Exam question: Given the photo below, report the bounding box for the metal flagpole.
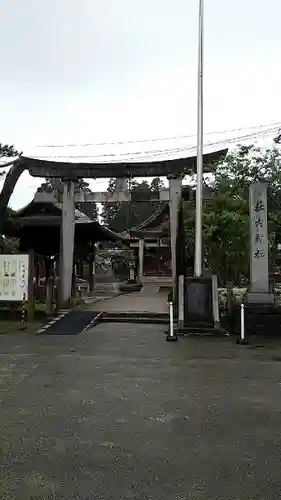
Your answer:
[194,0,204,277]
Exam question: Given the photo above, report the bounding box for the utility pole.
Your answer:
[194,0,204,277]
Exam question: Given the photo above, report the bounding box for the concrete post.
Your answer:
[59,180,75,308]
[138,239,144,283]
[247,182,274,304]
[168,176,182,297]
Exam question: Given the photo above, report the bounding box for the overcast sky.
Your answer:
[0,0,281,208]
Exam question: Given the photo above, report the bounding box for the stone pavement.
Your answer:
[1,325,281,498]
[89,285,168,314]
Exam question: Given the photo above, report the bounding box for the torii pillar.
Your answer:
[59,180,75,308]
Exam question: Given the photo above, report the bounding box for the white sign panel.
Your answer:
[249,183,269,293]
[0,254,29,301]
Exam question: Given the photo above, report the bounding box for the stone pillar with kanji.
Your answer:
[247,182,274,304]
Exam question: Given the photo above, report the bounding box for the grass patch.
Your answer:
[0,320,43,335]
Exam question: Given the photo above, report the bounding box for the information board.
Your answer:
[0,254,29,301]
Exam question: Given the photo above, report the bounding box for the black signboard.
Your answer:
[184,277,213,326]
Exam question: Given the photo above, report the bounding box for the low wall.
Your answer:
[218,288,247,309]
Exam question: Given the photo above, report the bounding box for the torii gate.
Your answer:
[0,148,227,307]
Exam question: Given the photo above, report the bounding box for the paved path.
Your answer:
[89,285,168,313]
[1,326,281,498]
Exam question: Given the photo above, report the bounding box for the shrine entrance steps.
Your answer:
[142,275,172,288]
[100,312,169,325]
[36,286,169,335]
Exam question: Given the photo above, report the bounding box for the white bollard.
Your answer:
[170,301,174,335]
[178,275,184,330]
[240,303,245,341]
[166,299,178,342]
[237,303,248,345]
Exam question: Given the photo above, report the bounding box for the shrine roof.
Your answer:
[119,204,169,240]
[19,145,228,179]
[130,205,169,236]
[16,199,124,243]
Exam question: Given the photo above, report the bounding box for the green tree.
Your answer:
[0,143,20,182]
[150,177,165,192]
[212,145,281,200]
[37,178,92,195]
[102,177,166,232]
[3,207,20,236]
[1,236,19,253]
[37,178,98,220]
[0,207,20,252]
[213,145,281,272]
[0,143,21,239]
[183,145,281,284]
[0,142,20,184]
[0,144,19,157]
[203,197,249,284]
[101,178,121,231]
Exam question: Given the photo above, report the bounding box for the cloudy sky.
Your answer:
[0,0,281,208]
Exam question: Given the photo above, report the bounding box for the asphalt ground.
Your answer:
[0,323,281,499]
